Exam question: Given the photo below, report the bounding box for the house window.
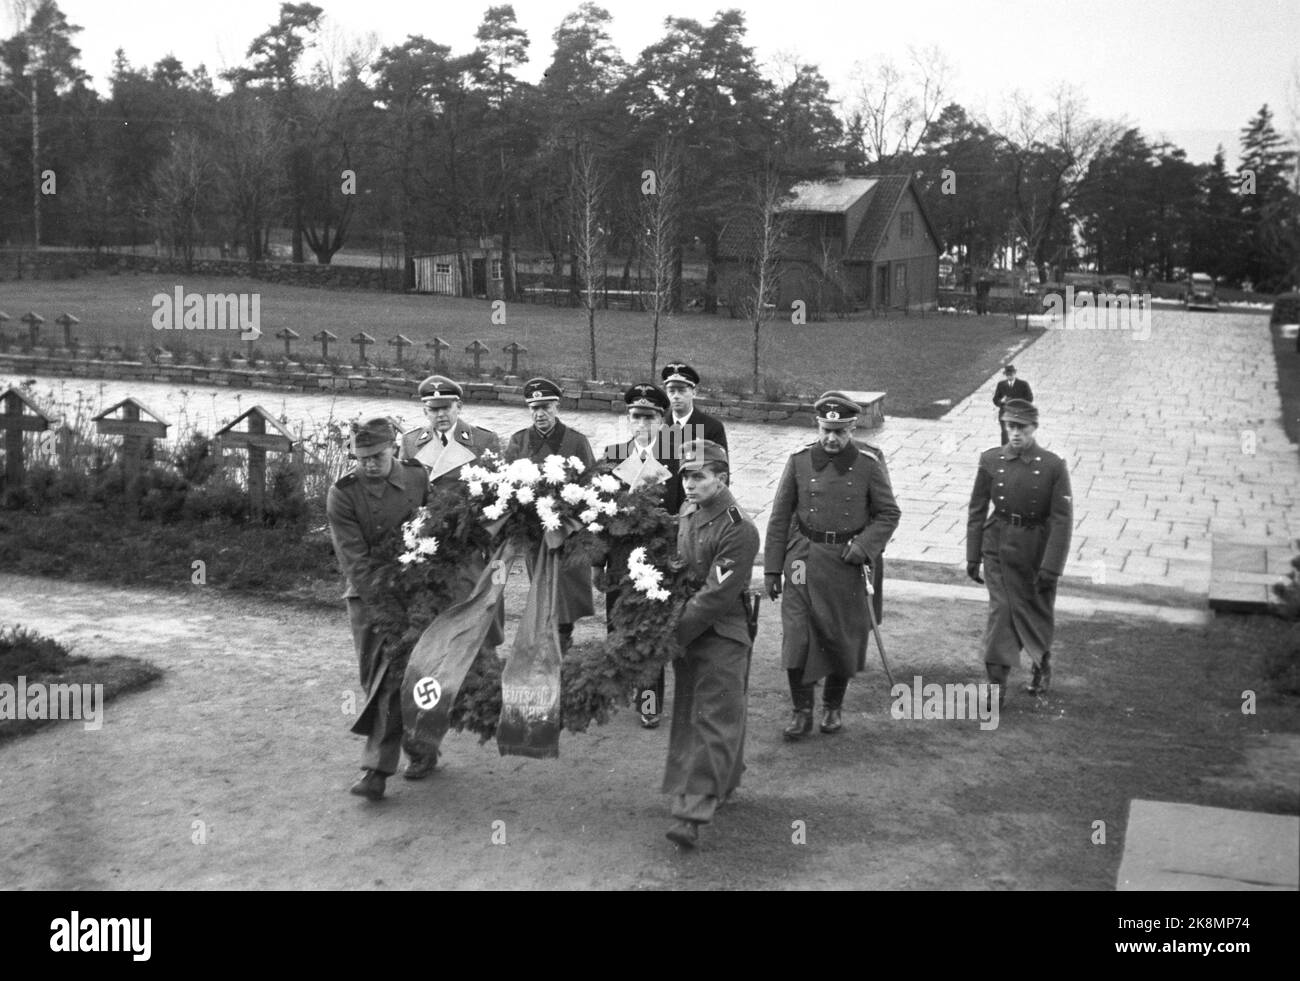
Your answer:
[895,264,907,291]
[899,211,914,239]
[491,258,503,279]
[435,262,451,275]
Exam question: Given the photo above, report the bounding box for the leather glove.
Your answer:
[765,572,782,601]
[840,541,870,565]
[1035,569,1059,592]
[966,562,984,584]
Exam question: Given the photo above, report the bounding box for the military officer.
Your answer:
[663,439,759,849]
[599,383,677,728]
[764,393,902,739]
[326,417,431,801]
[660,362,728,515]
[504,377,597,651]
[400,374,500,487]
[966,398,1072,700]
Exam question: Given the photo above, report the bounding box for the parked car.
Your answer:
[1102,274,1134,295]
[1184,272,1219,311]
[1062,271,1102,295]
[1270,292,1300,350]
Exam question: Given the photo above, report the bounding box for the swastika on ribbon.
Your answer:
[413,677,443,710]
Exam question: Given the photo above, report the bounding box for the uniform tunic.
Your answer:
[326,459,429,773]
[400,418,500,489]
[504,420,597,623]
[661,407,727,515]
[763,441,902,684]
[662,486,759,823]
[966,442,1072,666]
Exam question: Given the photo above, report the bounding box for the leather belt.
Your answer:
[994,510,1046,528]
[797,518,864,545]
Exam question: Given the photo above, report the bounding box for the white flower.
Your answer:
[560,483,586,505]
[586,522,603,533]
[595,474,620,494]
[514,485,535,504]
[579,507,598,524]
[650,587,671,602]
[506,458,541,486]
[542,455,567,484]
[566,455,586,474]
[498,484,515,503]
[582,486,603,507]
[417,536,439,556]
[461,465,490,484]
[535,496,562,532]
[599,500,619,516]
[467,481,483,498]
[483,501,507,521]
[398,552,420,565]
[628,546,647,565]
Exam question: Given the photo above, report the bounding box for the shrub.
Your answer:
[172,434,220,487]
[0,624,74,680]
[182,474,248,524]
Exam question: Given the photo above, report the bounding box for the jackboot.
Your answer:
[1038,651,1052,693]
[783,709,814,740]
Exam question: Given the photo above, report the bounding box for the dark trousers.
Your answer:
[999,418,1009,445]
[787,669,848,711]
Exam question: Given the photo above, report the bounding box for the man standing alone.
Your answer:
[992,364,1033,445]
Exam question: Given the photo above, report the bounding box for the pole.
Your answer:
[864,570,894,687]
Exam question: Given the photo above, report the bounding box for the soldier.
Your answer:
[326,417,431,801]
[600,383,677,728]
[991,364,1033,446]
[764,393,902,739]
[400,374,500,487]
[659,362,728,516]
[504,377,597,652]
[663,439,759,849]
[966,398,1072,701]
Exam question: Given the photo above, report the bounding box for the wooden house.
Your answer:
[413,241,514,300]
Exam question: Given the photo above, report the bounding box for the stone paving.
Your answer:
[6,305,1298,594]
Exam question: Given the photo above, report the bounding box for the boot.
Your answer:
[985,664,1010,711]
[1038,652,1052,693]
[820,708,843,734]
[783,709,814,740]
[1024,661,1043,694]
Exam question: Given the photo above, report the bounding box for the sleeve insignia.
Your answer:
[727,505,742,525]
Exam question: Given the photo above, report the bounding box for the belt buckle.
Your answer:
[1009,513,1024,527]
[827,531,841,544]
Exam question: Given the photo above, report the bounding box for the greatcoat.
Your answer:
[504,420,597,623]
[326,459,429,746]
[763,441,902,684]
[400,418,501,490]
[662,486,759,824]
[966,441,1072,666]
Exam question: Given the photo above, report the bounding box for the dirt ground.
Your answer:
[0,572,1296,891]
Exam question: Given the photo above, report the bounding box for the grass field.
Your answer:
[0,270,1040,416]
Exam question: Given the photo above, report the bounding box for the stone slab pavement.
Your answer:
[7,305,1298,594]
[1116,799,1299,890]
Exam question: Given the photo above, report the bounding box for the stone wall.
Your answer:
[0,350,885,429]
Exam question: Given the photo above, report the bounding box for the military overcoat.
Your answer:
[763,440,902,684]
[966,441,1073,666]
[400,418,500,489]
[662,486,759,808]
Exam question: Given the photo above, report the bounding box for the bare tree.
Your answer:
[638,139,680,375]
[848,44,952,166]
[569,140,608,380]
[730,165,790,394]
[212,96,289,262]
[151,134,219,268]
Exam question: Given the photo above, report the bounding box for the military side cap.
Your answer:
[624,383,670,415]
[661,362,700,388]
[680,438,729,471]
[523,377,562,404]
[1000,398,1038,425]
[814,391,861,429]
[418,374,463,406]
[351,417,398,457]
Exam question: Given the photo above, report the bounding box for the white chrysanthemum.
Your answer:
[514,485,535,504]
[578,507,597,524]
[628,546,647,565]
[650,587,671,602]
[599,500,619,516]
[560,483,586,505]
[483,501,507,521]
[467,481,484,498]
[498,484,515,503]
[582,486,603,507]
[586,522,603,533]
[537,506,562,532]
[461,465,489,483]
[566,455,586,474]
[542,455,567,484]
[398,552,419,565]
[417,536,439,556]
[506,458,542,486]
[595,474,620,494]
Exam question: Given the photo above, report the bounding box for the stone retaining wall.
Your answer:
[0,351,885,429]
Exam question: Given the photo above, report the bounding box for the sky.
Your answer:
[17,0,1300,164]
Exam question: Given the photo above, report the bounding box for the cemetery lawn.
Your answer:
[2,271,1041,417]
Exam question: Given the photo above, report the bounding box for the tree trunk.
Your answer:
[588,304,597,381]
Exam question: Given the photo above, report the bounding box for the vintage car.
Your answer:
[1184,273,1219,311]
[1102,274,1135,295]
[1062,271,1103,296]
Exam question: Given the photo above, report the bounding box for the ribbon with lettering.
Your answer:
[495,538,563,758]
